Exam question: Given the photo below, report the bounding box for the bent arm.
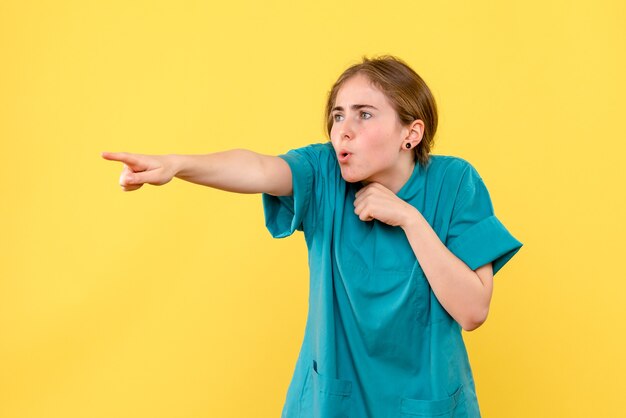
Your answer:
[400,207,494,331]
[172,149,292,196]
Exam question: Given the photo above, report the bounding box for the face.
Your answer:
[330,73,415,187]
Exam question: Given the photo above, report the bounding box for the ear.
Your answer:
[403,119,425,149]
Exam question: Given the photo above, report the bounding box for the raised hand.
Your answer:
[101,152,177,192]
[353,182,419,227]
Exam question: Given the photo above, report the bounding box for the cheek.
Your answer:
[367,129,394,153]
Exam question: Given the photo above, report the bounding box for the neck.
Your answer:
[362,158,416,194]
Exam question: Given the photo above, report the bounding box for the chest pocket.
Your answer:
[332,261,433,362]
[340,267,454,333]
[336,212,455,338]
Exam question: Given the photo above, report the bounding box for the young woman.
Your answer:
[102,55,523,418]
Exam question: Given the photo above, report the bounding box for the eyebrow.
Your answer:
[331,104,379,113]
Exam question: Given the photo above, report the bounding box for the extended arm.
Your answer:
[101,149,293,196]
[171,150,292,196]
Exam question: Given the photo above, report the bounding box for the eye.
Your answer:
[333,113,344,122]
[361,111,372,119]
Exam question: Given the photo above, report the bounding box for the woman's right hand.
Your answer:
[101,151,178,192]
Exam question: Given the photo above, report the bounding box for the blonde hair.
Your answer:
[325,55,438,167]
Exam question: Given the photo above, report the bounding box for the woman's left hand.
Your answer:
[353,182,419,228]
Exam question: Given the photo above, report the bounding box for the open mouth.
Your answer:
[338,152,351,163]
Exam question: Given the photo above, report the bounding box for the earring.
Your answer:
[405,143,411,149]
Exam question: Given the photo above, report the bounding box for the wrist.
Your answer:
[168,154,184,178]
[400,205,421,231]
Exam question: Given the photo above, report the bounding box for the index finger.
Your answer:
[101,152,141,166]
[355,182,373,197]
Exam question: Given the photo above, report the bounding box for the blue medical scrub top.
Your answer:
[262,142,523,418]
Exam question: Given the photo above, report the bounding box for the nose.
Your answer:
[338,117,354,140]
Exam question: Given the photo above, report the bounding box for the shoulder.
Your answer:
[301,141,336,160]
[427,154,482,183]
[283,141,337,170]
[427,155,493,212]
[284,141,333,157]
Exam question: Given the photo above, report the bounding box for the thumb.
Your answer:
[125,166,166,186]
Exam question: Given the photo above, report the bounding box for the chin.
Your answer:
[340,171,365,184]
[342,177,361,184]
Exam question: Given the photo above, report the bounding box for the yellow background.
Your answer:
[1,0,624,417]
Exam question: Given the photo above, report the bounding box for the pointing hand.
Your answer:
[101,151,177,192]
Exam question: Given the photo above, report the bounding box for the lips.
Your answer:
[338,149,352,163]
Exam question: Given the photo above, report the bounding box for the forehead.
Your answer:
[334,74,392,109]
